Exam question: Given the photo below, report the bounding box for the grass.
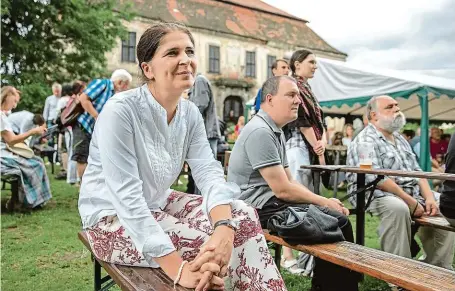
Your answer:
[1,168,452,291]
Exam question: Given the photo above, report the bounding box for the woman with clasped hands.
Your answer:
[78,23,287,291]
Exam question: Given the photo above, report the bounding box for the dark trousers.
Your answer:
[257,197,360,291]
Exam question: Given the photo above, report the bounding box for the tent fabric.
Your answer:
[309,58,455,121]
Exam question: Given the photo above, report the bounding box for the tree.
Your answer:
[1,0,133,112]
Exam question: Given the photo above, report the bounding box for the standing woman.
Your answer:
[78,23,286,291]
[1,86,51,211]
[286,49,328,191]
[56,81,86,185]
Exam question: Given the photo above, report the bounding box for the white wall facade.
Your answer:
[106,18,346,119]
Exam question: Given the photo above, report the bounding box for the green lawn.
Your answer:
[1,168,451,290]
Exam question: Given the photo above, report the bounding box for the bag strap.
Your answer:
[340,175,384,210]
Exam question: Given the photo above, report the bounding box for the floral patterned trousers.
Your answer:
[86,191,287,291]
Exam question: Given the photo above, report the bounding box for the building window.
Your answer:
[245,51,256,78]
[208,45,220,73]
[223,96,243,123]
[122,32,136,63]
[267,55,276,79]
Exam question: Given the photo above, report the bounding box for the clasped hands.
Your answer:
[178,226,234,291]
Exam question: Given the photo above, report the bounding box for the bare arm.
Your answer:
[377,178,418,206]
[322,130,328,145]
[259,165,345,213]
[300,127,319,148]
[418,178,436,201]
[300,127,326,163]
[79,93,99,119]
[1,127,45,146]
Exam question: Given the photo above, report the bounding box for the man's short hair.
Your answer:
[260,75,296,104]
[33,114,45,126]
[111,69,133,83]
[366,96,382,121]
[52,83,62,91]
[402,129,415,139]
[271,59,288,70]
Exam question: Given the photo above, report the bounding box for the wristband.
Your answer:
[173,260,188,287]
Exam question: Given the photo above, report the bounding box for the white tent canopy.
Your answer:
[309,58,455,121]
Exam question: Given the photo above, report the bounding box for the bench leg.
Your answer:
[274,243,282,271]
[313,171,321,195]
[7,180,19,211]
[94,256,102,291]
[93,255,114,291]
[356,173,366,246]
[333,171,339,198]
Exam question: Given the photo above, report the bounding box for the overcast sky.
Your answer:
[263,0,455,78]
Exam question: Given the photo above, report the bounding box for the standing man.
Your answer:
[186,74,221,194]
[254,59,290,112]
[72,69,132,181]
[43,83,62,162]
[43,83,62,128]
[188,74,220,156]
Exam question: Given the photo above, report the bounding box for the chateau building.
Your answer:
[107,0,346,122]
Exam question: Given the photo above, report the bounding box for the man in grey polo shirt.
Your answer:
[228,76,348,219]
[228,76,358,291]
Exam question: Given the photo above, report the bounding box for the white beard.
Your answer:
[378,112,406,133]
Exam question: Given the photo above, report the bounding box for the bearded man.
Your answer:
[346,95,454,271]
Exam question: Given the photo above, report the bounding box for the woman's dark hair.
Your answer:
[289,49,314,74]
[137,22,195,81]
[72,80,86,95]
[61,84,73,97]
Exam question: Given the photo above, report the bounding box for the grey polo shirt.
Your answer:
[227,109,288,208]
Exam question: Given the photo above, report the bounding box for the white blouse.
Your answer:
[1,111,14,158]
[78,84,239,266]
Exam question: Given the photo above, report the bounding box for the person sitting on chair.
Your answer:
[1,86,52,211]
[227,75,359,291]
[78,23,286,291]
[346,95,455,271]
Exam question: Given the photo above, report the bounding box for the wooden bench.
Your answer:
[414,215,455,232]
[302,165,455,245]
[78,232,190,291]
[264,231,455,291]
[1,174,20,211]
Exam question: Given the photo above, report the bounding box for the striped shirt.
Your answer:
[77,79,115,134]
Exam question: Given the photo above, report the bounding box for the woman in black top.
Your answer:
[285,50,328,192]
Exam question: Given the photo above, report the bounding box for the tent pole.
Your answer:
[418,93,431,172]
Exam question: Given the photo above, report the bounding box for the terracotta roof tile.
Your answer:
[219,0,307,22]
[124,0,346,57]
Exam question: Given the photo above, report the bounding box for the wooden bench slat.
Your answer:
[78,232,189,291]
[264,232,455,291]
[300,165,455,181]
[415,215,455,232]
